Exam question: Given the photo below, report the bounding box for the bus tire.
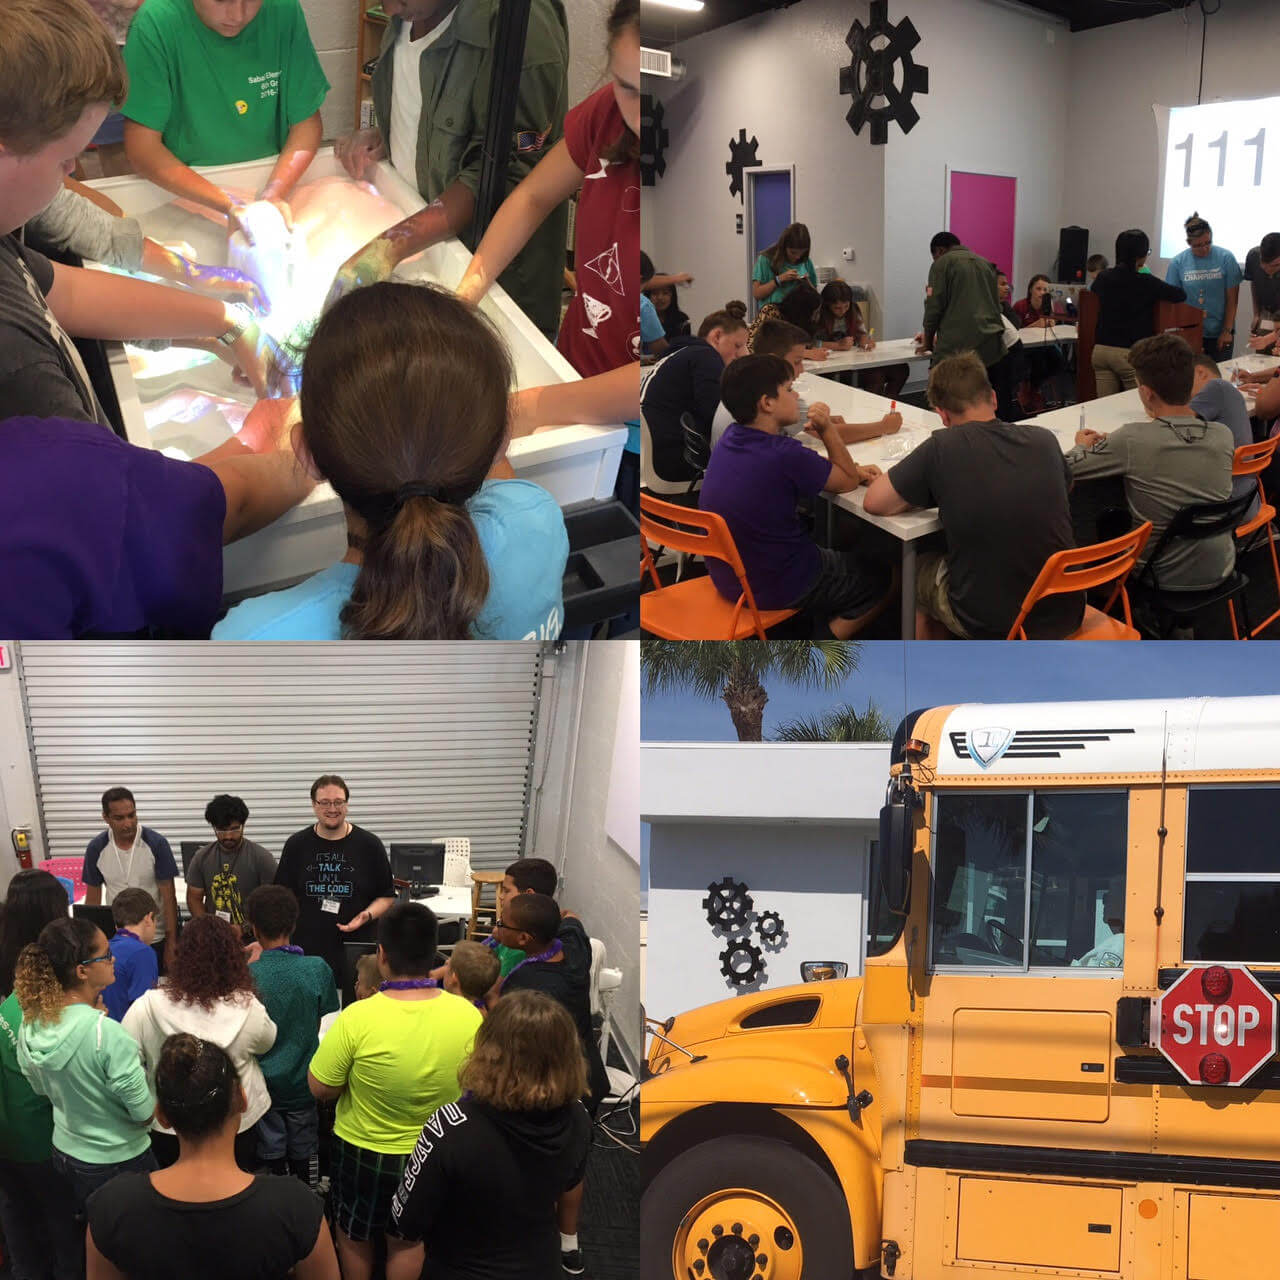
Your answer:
[642,1134,855,1280]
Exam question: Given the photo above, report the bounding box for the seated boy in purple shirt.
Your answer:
[697,354,891,637]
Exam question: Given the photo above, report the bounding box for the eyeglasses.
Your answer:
[314,801,347,810]
[1187,237,1211,248]
[214,825,244,836]
[84,954,114,966]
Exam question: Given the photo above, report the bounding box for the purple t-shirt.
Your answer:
[0,417,225,637]
[698,423,831,608]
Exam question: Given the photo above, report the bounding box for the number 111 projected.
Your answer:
[1159,97,1280,259]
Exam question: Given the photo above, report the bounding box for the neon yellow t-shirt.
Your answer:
[309,991,480,1154]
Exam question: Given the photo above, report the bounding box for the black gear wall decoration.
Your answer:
[839,1,929,146]
[640,94,669,187]
[720,939,765,986]
[702,877,753,930]
[756,910,786,946]
[725,128,761,202]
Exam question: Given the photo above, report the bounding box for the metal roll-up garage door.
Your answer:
[19,643,544,869]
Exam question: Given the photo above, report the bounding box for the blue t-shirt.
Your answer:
[101,932,158,1023]
[697,423,831,609]
[213,479,568,640]
[751,254,818,306]
[640,294,664,346]
[1165,245,1242,337]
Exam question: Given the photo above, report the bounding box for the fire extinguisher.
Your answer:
[12,828,32,870]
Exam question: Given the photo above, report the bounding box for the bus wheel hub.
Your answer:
[677,1192,800,1279]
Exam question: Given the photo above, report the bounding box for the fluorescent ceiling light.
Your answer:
[645,0,705,10]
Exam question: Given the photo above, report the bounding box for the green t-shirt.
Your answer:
[495,940,526,978]
[752,253,817,306]
[309,990,480,1154]
[251,950,339,1110]
[122,0,330,166]
[0,992,53,1162]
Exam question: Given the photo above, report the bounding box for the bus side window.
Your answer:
[1184,787,1280,963]
[931,791,1128,971]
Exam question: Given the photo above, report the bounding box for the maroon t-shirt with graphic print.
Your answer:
[557,85,640,377]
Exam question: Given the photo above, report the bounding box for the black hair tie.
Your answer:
[395,483,439,507]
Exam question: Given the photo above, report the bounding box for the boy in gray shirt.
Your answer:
[1067,334,1235,591]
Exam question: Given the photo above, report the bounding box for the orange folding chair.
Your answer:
[1232,438,1280,637]
[1006,522,1153,640]
[640,492,798,639]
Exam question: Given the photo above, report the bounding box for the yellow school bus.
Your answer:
[641,696,1280,1280]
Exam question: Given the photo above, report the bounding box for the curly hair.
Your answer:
[166,915,256,1011]
[462,991,587,1110]
[14,918,102,1025]
[204,794,249,829]
[246,885,298,942]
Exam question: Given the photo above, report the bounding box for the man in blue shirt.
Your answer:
[1165,214,1242,362]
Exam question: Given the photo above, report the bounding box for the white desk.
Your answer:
[800,369,1133,635]
[1017,324,1078,348]
[410,885,473,925]
[803,337,924,376]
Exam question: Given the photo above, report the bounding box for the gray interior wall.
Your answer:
[1064,0,1276,334]
[640,0,886,332]
[534,643,641,1071]
[646,820,870,1021]
[879,0,1070,337]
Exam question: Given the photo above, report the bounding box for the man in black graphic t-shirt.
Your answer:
[273,773,394,982]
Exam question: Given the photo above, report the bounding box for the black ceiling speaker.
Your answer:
[725,127,761,202]
[840,1,929,145]
[640,94,669,186]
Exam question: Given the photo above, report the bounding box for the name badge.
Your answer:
[216,910,232,923]
[321,898,341,915]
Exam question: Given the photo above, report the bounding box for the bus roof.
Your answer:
[912,695,1280,779]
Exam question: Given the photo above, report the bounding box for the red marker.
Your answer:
[890,401,897,412]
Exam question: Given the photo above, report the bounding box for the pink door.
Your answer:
[949,171,1017,278]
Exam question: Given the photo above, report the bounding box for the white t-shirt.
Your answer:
[98,836,168,941]
[389,11,455,187]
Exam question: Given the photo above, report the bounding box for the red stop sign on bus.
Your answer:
[1154,965,1277,1086]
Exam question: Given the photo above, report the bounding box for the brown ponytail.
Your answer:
[599,0,639,164]
[299,282,511,640]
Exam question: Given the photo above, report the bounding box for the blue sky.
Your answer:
[641,641,1280,742]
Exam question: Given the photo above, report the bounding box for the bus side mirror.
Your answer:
[878,782,915,914]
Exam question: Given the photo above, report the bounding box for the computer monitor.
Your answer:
[341,940,379,1008]
[179,841,205,877]
[72,904,118,936]
[389,842,445,888]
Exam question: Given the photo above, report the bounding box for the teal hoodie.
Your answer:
[17,1002,154,1163]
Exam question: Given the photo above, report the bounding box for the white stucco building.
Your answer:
[642,740,890,1020]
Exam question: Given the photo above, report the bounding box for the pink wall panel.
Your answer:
[949,171,1018,280]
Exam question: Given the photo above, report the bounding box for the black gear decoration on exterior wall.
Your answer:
[720,939,765,986]
[839,1,929,146]
[756,911,786,946]
[726,128,761,202]
[702,877,753,930]
[640,94,669,187]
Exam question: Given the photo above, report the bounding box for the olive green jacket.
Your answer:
[922,245,1006,368]
[372,0,569,334]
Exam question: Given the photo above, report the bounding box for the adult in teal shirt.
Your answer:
[122,0,329,241]
[751,222,818,307]
[1165,213,1242,362]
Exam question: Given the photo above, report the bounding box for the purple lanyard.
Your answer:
[114,929,140,942]
[267,945,305,955]
[379,978,436,992]
[503,938,563,985]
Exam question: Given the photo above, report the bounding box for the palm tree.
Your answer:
[771,700,894,742]
[641,640,862,742]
